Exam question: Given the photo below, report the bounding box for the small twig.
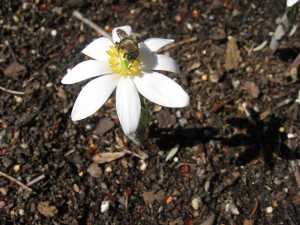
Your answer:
[124,149,147,160]
[5,40,16,61]
[72,10,112,40]
[0,170,33,192]
[290,52,300,68]
[0,85,29,95]
[26,174,45,187]
[249,200,259,218]
[157,36,198,53]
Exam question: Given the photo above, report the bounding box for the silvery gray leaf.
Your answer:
[274,25,285,40]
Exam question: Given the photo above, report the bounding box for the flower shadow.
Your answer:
[138,43,159,71]
[151,112,300,168]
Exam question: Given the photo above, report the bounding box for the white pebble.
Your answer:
[139,160,147,171]
[287,133,296,139]
[15,96,23,103]
[19,209,25,216]
[175,110,182,118]
[51,29,57,37]
[186,23,193,30]
[85,124,92,131]
[266,206,273,214]
[173,157,179,162]
[46,82,53,88]
[101,201,110,213]
[105,166,112,173]
[191,196,202,210]
[225,203,240,215]
[178,118,187,127]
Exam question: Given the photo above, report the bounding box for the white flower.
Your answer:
[287,0,299,7]
[62,25,189,135]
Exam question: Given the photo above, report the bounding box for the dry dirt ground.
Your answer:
[1,0,300,224]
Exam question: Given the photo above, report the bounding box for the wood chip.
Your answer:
[87,163,103,178]
[243,219,254,225]
[95,118,115,136]
[93,152,126,164]
[213,171,240,197]
[143,189,165,204]
[244,81,260,98]
[4,61,27,77]
[37,202,58,217]
[200,214,215,225]
[224,36,241,71]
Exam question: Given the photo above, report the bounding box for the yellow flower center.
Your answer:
[106,46,140,76]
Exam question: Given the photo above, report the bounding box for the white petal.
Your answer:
[71,74,119,121]
[134,71,189,108]
[61,60,111,84]
[112,25,132,43]
[287,0,298,7]
[143,38,174,52]
[116,77,141,135]
[82,37,113,62]
[139,44,180,74]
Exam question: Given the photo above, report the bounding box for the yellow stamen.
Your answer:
[106,46,140,76]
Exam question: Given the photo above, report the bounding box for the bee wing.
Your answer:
[112,25,132,43]
[116,29,128,39]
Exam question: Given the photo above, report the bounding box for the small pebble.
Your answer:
[232,79,241,88]
[158,151,164,156]
[139,160,147,171]
[22,2,29,9]
[186,23,193,30]
[192,10,199,17]
[73,184,80,193]
[13,16,19,23]
[101,201,110,213]
[118,197,126,205]
[178,118,187,127]
[287,133,296,139]
[175,111,182,118]
[85,124,93,131]
[273,200,278,207]
[266,206,273,213]
[274,178,281,185]
[191,196,202,210]
[173,157,179,162]
[13,165,20,172]
[15,97,23,103]
[87,163,102,178]
[105,166,112,174]
[104,25,112,31]
[51,29,57,36]
[78,171,84,177]
[46,82,53,88]
[204,180,210,192]
[0,187,8,196]
[193,210,200,217]
[225,203,240,215]
[153,105,162,112]
[19,209,25,216]
[0,201,5,209]
[174,14,181,22]
[201,74,208,81]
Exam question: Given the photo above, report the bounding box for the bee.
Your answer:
[115,28,139,63]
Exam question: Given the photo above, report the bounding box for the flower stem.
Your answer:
[127,95,150,145]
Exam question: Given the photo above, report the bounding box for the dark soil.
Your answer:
[1,1,300,224]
